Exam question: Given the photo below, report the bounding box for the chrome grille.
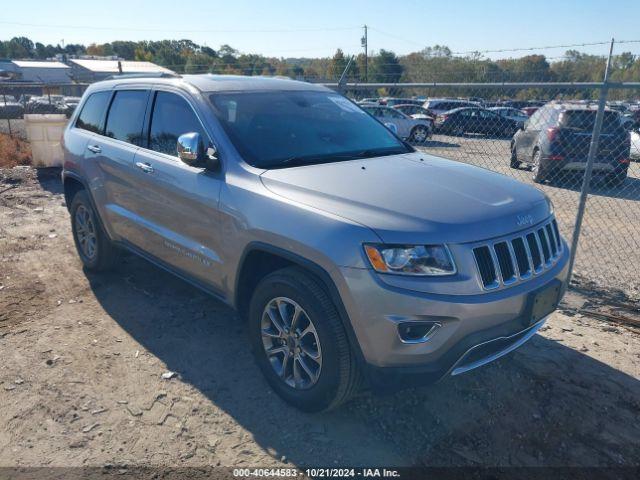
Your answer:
[473,219,563,290]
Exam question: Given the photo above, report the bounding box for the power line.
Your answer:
[0,20,360,34]
[451,41,613,56]
[365,28,617,57]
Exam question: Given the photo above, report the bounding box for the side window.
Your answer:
[75,91,111,134]
[382,109,401,119]
[149,92,207,156]
[104,90,148,146]
[528,108,546,129]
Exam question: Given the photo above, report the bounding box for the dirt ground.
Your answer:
[1,166,639,470]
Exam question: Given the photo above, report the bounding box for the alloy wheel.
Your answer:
[74,205,97,260]
[261,297,322,389]
[412,126,428,143]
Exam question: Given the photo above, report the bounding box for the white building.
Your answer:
[67,59,174,83]
[0,60,72,84]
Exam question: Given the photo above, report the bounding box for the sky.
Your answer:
[1,0,639,60]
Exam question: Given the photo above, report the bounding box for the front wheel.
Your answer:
[248,267,360,412]
[410,125,430,144]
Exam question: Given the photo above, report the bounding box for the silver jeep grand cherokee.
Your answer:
[62,74,568,412]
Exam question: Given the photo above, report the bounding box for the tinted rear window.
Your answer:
[105,90,148,146]
[561,110,622,132]
[76,91,111,134]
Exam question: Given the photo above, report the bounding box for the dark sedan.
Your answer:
[434,107,520,137]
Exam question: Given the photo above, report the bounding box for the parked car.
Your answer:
[630,129,640,161]
[392,104,435,121]
[521,106,540,117]
[0,100,24,119]
[510,104,630,185]
[422,98,480,116]
[488,107,529,129]
[361,104,432,142]
[357,97,380,104]
[381,97,423,107]
[434,107,520,137]
[62,74,568,412]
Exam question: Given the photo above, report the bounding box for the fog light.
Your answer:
[398,322,440,343]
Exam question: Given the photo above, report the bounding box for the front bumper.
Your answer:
[335,246,569,389]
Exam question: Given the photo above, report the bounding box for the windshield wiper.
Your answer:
[270,147,409,169]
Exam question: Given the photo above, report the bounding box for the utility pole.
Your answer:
[361,25,368,82]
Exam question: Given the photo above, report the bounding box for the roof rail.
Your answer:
[104,72,180,81]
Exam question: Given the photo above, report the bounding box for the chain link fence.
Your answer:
[337,81,640,299]
[0,82,89,138]
[1,77,639,300]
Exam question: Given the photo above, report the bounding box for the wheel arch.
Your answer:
[62,172,87,210]
[62,171,113,240]
[234,242,367,367]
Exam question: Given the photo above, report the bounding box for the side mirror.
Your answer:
[177,132,202,166]
[177,132,220,170]
[384,122,398,134]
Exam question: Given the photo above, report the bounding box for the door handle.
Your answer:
[87,145,101,154]
[135,161,154,174]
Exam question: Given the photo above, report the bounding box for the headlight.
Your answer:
[364,244,456,276]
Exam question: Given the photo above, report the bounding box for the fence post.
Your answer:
[566,38,615,285]
[2,89,12,137]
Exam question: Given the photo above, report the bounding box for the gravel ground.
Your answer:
[1,167,639,470]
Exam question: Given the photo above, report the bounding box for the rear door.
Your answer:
[381,108,412,137]
[83,88,150,239]
[127,89,224,288]
[516,107,546,160]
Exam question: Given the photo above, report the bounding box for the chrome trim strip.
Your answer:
[397,322,442,344]
[506,240,520,279]
[519,235,535,279]
[539,227,553,265]
[534,230,548,268]
[450,315,548,376]
[489,243,504,285]
[472,247,500,290]
[472,218,563,291]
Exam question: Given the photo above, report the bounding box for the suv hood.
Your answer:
[260,152,551,244]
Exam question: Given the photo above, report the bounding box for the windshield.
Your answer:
[208,90,411,169]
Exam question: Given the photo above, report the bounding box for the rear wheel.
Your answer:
[70,190,118,271]
[509,144,521,169]
[452,125,465,136]
[410,125,429,144]
[248,267,360,412]
[606,170,627,187]
[532,150,548,184]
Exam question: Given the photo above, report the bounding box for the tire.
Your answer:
[70,190,118,272]
[606,171,627,187]
[452,125,465,136]
[248,267,361,412]
[532,149,548,184]
[409,125,429,144]
[509,144,521,169]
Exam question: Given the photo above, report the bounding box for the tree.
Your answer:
[371,49,403,83]
[328,49,348,80]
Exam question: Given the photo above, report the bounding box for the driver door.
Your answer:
[128,90,225,289]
